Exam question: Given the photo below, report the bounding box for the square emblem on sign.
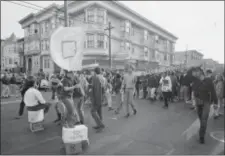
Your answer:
[61,41,77,59]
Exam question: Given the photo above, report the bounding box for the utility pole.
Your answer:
[64,0,69,27]
[59,0,69,74]
[104,22,114,69]
[185,44,188,67]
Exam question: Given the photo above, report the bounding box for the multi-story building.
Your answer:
[173,50,204,67]
[1,33,21,71]
[19,1,177,74]
[202,58,220,71]
[1,39,5,71]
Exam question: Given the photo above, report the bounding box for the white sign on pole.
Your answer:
[50,27,85,71]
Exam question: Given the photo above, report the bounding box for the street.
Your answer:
[1,91,224,155]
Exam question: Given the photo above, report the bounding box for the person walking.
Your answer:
[14,77,29,119]
[192,67,217,144]
[90,67,105,132]
[2,73,10,98]
[123,64,137,118]
[213,74,224,119]
[159,72,172,109]
[59,70,80,127]
[72,73,85,124]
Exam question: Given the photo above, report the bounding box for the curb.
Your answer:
[1,100,21,105]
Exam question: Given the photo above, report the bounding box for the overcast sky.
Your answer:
[1,1,224,63]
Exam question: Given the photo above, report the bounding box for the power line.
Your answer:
[20,1,47,9]
[5,1,40,11]
[5,1,163,52]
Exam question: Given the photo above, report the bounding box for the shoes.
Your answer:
[114,110,119,115]
[94,125,105,133]
[199,137,205,144]
[133,109,137,115]
[124,113,130,118]
[108,107,114,111]
[163,105,168,109]
[14,116,21,119]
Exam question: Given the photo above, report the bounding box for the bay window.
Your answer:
[97,34,104,48]
[87,34,95,48]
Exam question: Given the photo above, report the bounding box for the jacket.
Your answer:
[193,77,217,104]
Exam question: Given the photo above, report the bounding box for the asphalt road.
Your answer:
[1,91,224,155]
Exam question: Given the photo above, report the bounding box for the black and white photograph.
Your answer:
[1,0,224,155]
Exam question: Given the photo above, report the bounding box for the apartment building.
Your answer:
[173,50,204,67]
[19,1,177,73]
[1,33,21,71]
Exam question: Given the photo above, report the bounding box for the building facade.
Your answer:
[1,33,21,71]
[19,1,177,74]
[173,50,204,67]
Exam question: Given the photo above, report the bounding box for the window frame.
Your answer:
[97,9,104,24]
[87,9,95,23]
[43,56,50,69]
[87,34,95,48]
[97,34,104,48]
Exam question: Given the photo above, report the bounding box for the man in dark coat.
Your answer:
[90,67,105,132]
[192,67,217,144]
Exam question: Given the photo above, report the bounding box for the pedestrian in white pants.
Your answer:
[214,74,224,118]
[105,79,113,111]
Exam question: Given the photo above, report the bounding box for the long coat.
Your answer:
[91,75,103,107]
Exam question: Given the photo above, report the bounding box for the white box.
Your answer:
[28,109,44,123]
[62,125,88,144]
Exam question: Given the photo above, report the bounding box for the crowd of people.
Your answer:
[1,64,224,145]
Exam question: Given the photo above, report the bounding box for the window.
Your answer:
[43,57,50,69]
[152,51,156,58]
[87,10,94,22]
[125,21,130,33]
[97,34,104,48]
[120,42,124,49]
[51,17,56,29]
[41,23,45,34]
[144,30,148,40]
[126,42,130,50]
[164,54,167,61]
[87,34,94,48]
[46,40,49,50]
[120,21,125,31]
[9,58,12,64]
[97,9,104,24]
[144,47,148,57]
[41,41,44,50]
[45,21,49,32]
[132,47,135,54]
